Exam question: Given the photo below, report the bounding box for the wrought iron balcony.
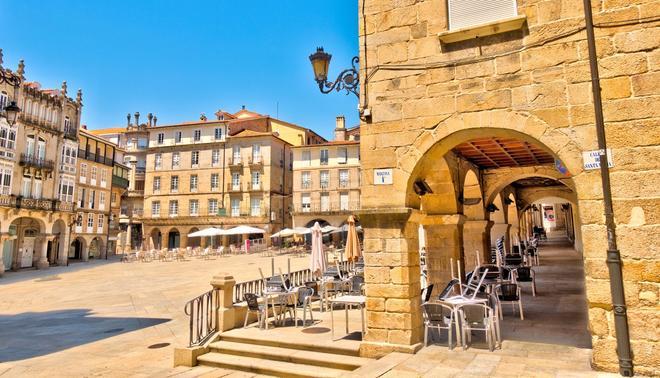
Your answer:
[63,128,78,141]
[227,183,242,192]
[248,155,263,166]
[301,181,312,190]
[247,182,263,191]
[19,114,60,134]
[19,153,55,171]
[228,156,243,167]
[112,174,130,189]
[292,201,361,214]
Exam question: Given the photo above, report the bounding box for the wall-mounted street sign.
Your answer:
[582,149,614,170]
[374,168,393,185]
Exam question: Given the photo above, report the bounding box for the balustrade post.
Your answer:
[210,273,236,332]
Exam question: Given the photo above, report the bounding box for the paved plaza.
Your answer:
[0,253,310,377]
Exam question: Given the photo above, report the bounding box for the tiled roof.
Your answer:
[292,140,359,148]
[88,127,126,135]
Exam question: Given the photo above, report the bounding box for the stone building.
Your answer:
[141,108,324,250]
[69,129,117,260]
[356,1,658,374]
[292,116,361,229]
[0,53,82,275]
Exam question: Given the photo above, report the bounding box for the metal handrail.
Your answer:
[183,288,219,347]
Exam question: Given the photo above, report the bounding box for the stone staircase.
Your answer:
[196,334,374,377]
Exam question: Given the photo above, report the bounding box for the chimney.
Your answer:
[200,113,207,121]
[334,115,346,141]
[82,124,87,130]
[147,113,153,127]
[134,112,140,127]
[153,116,157,127]
[126,113,131,127]
[242,105,246,110]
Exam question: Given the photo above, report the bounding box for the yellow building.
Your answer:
[142,108,324,250]
[292,116,361,228]
[0,53,81,274]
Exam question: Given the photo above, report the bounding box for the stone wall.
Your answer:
[358,0,659,374]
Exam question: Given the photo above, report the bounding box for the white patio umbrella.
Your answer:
[223,225,265,235]
[321,225,340,233]
[270,228,295,238]
[310,222,326,278]
[187,227,225,237]
[292,227,312,235]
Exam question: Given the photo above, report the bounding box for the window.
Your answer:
[0,166,12,195]
[321,193,330,212]
[339,169,349,188]
[98,214,104,231]
[211,173,219,191]
[112,192,117,204]
[189,200,199,216]
[80,163,87,179]
[151,201,161,217]
[338,147,348,164]
[230,198,240,217]
[447,0,518,31]
[214,127,223,140]
[99,192,106,208]
[320,170,329,189]
[154,153,162,169]
[0,91,7,111]
[174,131,182,143]
[157,133,164,144]
[153,176,161,192]
[21,177,31,198]
[193,129,201,142]
[78,188,85,208]
[169,200,178,217]
[208,199,218,215]
[172,152,180,168]
[190,174,198,191]
[301,193,311,212]
[33,179,42,199]
[212,149,220,166]
[100,169,107,185]
[170,175,179,192]
[64,117,71,133]
[340,192,349,211]
[76,213,83,227]
[91,166,97,182]
[320,149,329,165]
[232,145,241,163]
[252,144,261,162]
[61,145,76,165]
[301,171,311,189]
[87,214,94,229]
[231,172,240,190]
[302,150,311,166]
[251,171,260,190]
[89,190,95,209]
[251,197,261,216]
[191,151,199,166]
[0,125,16,151]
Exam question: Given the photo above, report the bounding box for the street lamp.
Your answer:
[308,47,359,97]
[3,101,20,126]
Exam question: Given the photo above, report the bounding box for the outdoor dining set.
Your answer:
[421,237,541,351]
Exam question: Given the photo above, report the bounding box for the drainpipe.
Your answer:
[582,0,633,375]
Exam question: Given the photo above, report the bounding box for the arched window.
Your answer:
[64,116,71,133]
[0,91,8,111]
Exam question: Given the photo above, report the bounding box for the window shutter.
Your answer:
[448,0,517,30]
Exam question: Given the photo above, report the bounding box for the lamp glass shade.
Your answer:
[309,47,331,83]
[4,101,20,127]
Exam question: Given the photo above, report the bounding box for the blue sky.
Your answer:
[0,0,359,139]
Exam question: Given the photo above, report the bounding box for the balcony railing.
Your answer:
[19,114,60,134]
[227,183,242,192]
[293,201,361,214]
[112,175,130,189]
[63,128,78,141]
[19,153,55,171]
[0,195,17,207]
[301,181,312,190]
[320,181,329,190]
[338,180,350,188]
[247,182,262,191]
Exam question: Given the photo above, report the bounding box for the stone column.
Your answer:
[359,208,422,358]
[161,232,169,250]
[125,225,132,251]
[422,214,466,285]
[463,220,492,272]
[200,236,208,248]
[180,233,188,249]
[210,273,236,331]
[58,229,69,266]
[0,233,9,277]
[36,235,54,270]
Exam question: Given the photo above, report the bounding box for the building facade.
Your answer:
[69,129,116,260]
[292,116,361,228]
[356,1,659,375]
[0,54,81,275]
[140,108,324,250]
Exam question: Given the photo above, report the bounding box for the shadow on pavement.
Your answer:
[0,308,169,362]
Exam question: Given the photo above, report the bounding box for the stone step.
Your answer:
[209,340,371,371]
[218,334,360,357]
[197,352,347,378]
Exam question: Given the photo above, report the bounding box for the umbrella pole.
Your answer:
[288,258,291,277]
[271,257,275,277]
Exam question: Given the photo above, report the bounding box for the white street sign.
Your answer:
[374,169,393,185]
[583,149,614,170]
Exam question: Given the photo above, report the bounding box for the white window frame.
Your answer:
[191,151,199,167]
[152,201,161,217]
[174,131,182,143]
[230,198,240,217]
[301,193,311,213]
[250,197,261,217]
[193,129,201,142]
[154,153,162,170]
[338,147,348,164]
[169,200,178,217]
[0,166,13,195]
[190,174,198,191]
[153,176,161,192]
[157,133,165,144]
[214,127,223,140]
[172,152,180,168]
[208,199,218,215]
[189,200,199,216]
[320,170,329,189]
[170,175,179,193]
[97,214,104,233]
[320,149,329,165]
[211,173,219,191]
[212,149,220,166]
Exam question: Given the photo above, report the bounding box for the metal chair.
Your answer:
[421,283,435,303]
[290,287,315,327]
[437,279,460,300]
[496,283,524,320]
[421,302,457,349]
[349,275,365,295]
[243,293,267,329]
[457,303,496,351]
[514,266,537,296]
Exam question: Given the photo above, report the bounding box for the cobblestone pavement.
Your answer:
[0,253,309,377]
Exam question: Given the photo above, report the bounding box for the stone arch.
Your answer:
[89,237,104,259]
[187,227,201,248]
[167,228,181,249]
[462,169,484,220]
[305,219,330,228]
[51,219,67,265]
[406,154,459,214]
[484,165,576,207]
[149,228,162,250]
[69,236,87,260]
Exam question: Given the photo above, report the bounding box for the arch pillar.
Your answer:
[180,233,188,249]
[161,232,168,251]
[359,208,423,358]
[58,229,70,266]
[36,235,55,269]
[463,220,493,272]
[0,233,9,277]
[420,214,466,286]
